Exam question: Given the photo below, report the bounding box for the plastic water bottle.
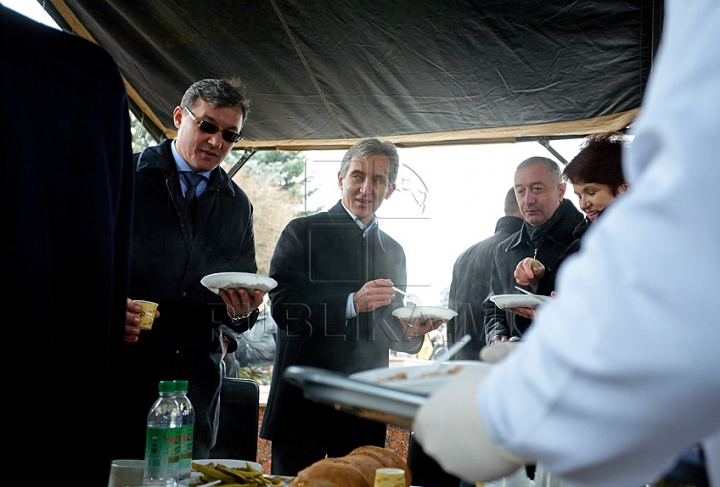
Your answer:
[174,380,195,481]
[143,380,182,486]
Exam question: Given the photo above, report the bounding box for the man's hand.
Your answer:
[400,317,444,337]
[353,279,396,313]
[490,334,510,346]
[510,306,536,319]
[125,298,160,343]
[219,287,263,318]
[514,257,545,291]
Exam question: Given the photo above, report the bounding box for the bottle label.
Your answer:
[178,424,195,476]
[143,427,181,481]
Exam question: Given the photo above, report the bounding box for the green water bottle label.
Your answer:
[179,424,195,472]
[144,427,181,480]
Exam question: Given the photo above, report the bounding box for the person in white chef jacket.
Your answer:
[412,1,720,486]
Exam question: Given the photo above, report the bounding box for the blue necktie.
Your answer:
[181,171,206,218]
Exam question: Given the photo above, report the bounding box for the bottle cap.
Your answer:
[374,468,405,487]
[174,380,189,392]
[158,380,175,392]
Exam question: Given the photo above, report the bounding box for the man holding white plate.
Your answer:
[482,157,583,346]
[260,138,441,475]
[118,78,264,461]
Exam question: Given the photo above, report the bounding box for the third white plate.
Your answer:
[489,293,550,310]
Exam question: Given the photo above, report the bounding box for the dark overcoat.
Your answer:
[4,6,134,484]
[447,215,523,357]
[260,201,423,444]
[118,139,258,458]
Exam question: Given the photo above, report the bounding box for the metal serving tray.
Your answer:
[283,365,429,429]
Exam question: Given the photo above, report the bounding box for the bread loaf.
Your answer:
[290,445,411,487]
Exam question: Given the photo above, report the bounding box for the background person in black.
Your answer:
[3,6,134,484]
[448,187,523,357]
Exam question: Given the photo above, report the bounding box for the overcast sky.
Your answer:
[2,1,58,27]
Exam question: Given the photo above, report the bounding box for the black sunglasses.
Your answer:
[182,106,243,143]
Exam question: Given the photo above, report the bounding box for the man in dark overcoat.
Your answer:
[260,138,440,475]
[483,156,584,345]
[118,79,264,459]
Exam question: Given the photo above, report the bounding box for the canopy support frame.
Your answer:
[228,149,258,178]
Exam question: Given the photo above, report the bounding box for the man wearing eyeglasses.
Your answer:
[118,78,263,460]
[260,138,441,475]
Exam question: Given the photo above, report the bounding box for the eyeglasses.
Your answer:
[182,106,243,143]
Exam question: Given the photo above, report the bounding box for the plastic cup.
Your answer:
[108,459,144,487]
[134,300,158,330]
[374,467,406,487]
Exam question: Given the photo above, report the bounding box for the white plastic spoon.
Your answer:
[393,286,423,305]
[429,334,471,367]
[514,285,535,296]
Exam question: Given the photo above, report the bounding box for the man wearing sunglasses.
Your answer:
[118,78,263,461]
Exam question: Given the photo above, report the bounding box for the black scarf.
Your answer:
[524,199,575,250]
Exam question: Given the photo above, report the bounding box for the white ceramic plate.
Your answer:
[391,306,458,322]
[489,293,551,310]
[350,361,489,394]
[200,272,277,295]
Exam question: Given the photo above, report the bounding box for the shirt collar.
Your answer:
[341,201,378,237]
[171,140,212,179]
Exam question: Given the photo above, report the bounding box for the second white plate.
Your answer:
[391,306,458,322]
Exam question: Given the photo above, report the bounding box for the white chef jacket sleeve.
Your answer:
[477,1,720,487]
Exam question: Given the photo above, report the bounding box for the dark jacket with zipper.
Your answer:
[483,199,583,343]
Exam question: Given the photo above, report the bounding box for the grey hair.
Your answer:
[516,156,563,186]
[340,138,400,185]
[181,78,250,121]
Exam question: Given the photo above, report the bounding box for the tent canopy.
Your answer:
[42,0,662,150]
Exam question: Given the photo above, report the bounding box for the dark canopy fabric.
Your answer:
[42,0,662,149]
